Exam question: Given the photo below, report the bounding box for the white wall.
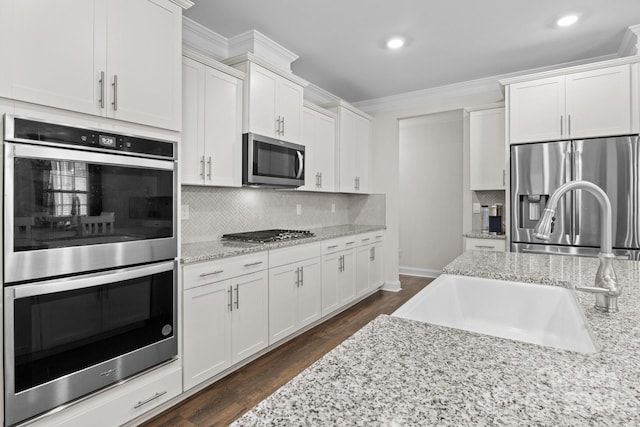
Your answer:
[398,111,463,277]
[368,87,503,290]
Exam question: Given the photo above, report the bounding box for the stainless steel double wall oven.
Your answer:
[3,115,178,425]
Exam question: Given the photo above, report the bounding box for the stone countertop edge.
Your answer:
[232,250,640,426]
[180,224,386,264]
[463,231,507,240]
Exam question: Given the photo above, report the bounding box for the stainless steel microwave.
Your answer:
[243,133,305,188]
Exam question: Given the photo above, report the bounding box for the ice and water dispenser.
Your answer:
[518,194,550,229]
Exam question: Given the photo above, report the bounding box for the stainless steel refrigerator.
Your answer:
[511,135,640,259]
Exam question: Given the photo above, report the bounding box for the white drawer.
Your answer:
[465,237,506,252]
[183,251,268,290]
[269,241,321,267]
[30,363,181,427]
[321,236,358,255]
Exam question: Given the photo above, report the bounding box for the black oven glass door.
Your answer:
[4,261,177,425]
[253,140,304,180]
[5,143,176,283]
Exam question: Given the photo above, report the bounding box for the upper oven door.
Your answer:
[4,142,177,283]
[243,133,305,187]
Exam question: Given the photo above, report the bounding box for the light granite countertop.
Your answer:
[181,224,385,264]
[463,231,507,240]
[233,250,640,426]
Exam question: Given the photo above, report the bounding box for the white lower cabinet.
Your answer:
[28,363,181,427]
[321,238,357,316]
[182,255,268,391]
[356,238,384,297]
[464,237,506,252]
[268,244,322,344]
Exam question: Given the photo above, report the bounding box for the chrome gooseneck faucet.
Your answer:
[533,180,621,313]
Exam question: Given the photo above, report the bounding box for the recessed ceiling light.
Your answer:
[556,14,579,27]
[386,37,405,49]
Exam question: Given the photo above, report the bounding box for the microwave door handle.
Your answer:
[12,261,174,298]
[296,151,304,179]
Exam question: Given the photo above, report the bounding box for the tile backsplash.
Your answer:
[181,186,385,244]
[471,190,505,232]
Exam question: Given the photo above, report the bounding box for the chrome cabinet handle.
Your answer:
[199,270,223,277]
[244,261,263,267]
[207,156,212,180]
[295,267,300,287]
[275,117,281,135]
[560,115,563,136]
[112,75,118,111]
[319,172,322,188]
[361,238,370,242]
[228,286,233,311]
[502,169,506,186]
[375,235,383,239]
[133,391,167,409]
[200,156,205,178]
[234,285,239,309]
[370,247,375,261]
[99,71,105,108]
[300,265,304,286]
[346,241,355,245]
[474,245,495,249]
[328,244,339,249]
[568,114,571,137]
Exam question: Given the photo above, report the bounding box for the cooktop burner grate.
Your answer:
[221,229,315,243]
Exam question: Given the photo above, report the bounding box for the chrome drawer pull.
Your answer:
[244,261,263,267]
[375,235,383,239]
[327,244,339,249]
[133,390,167,409]
[346,241,355,245]
[200,270,223,277]
[474,245,495,249]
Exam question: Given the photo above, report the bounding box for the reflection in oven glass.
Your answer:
[14,158,174,251]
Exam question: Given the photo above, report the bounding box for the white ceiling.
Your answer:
[185,0,640,103]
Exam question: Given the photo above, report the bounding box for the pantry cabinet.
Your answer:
[225,55,307,144]
[268,243,322,343]
[327,102,373,193]
[469,107,506,190]
[508,63,634,143]
[300,104,336,192]
[0,0,184,130]
[182,253,268,391]
[182,52,243,186]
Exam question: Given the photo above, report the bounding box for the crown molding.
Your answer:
[618,24,640,56]
[182,46,246,80]
[223,53,309,87]
[354,53,623,114]
[463,102,505,114]
[304,83,341,105]
[182,17,228,60]
[322,100,373,121]
[228,30,299,72]
[303,100,337,119]
[169,0,193,9]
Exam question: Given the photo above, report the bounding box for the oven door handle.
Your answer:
[12,261,175,299]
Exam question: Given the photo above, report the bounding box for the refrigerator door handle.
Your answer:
[573,142,583,243]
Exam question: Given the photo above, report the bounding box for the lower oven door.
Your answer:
[4,260,177,426]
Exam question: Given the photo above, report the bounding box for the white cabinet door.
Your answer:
[278,79,304,143]
[370,242,384,289]
[106,0,181,130]
[509,76,565,144]
[268,263,298,343]
[338,109,357,192]
[203,65,243,186]
[230,271,269,363]
[565,65,632,139]
[247,65,278,138]
[470,108,506,190]
[183,281,232,390]
[301,107,336,192]
[321,253,341,316]
[338,249,356,306]
[355,245,371,298]
[3,0,105,115]
[297,258,322,328]
[354,113,372,193]
[181,57,206,186]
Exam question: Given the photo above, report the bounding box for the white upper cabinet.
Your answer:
[0,0,184,130]
[469,107,506,190]
[300,104,336,192]
[507,62,636,143]
[226,56,307,144]
[181,53,243,187]
[328,103,373,193]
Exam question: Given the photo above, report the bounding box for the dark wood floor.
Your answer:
[142,275,431,427]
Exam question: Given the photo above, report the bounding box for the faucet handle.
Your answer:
[575,286,610,295]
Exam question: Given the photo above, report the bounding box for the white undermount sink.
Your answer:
[392,274,598,353]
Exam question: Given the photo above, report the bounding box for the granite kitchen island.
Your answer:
[233,251,640,426]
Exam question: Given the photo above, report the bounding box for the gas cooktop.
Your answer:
[221,229,315,243]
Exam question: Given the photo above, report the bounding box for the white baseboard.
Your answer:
[399,267,442,278]
[381,280,402,292]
